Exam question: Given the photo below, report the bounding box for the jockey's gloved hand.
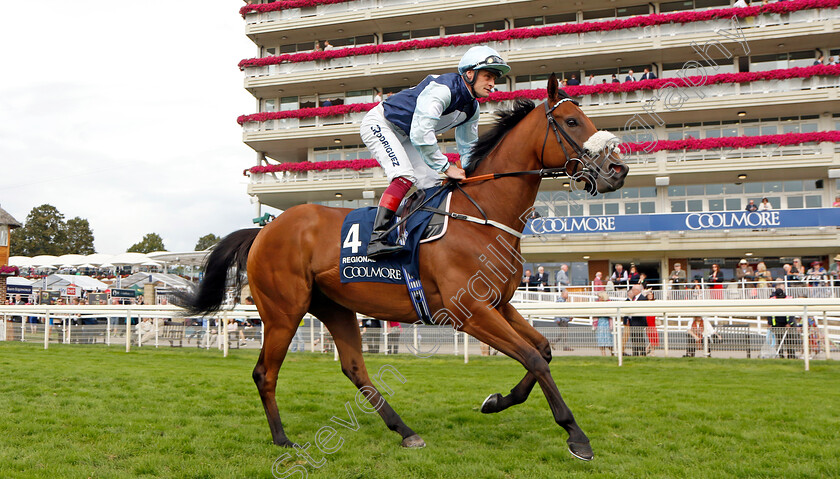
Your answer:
[444,165,466,180]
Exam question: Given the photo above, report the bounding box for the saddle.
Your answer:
[395,189,451,245]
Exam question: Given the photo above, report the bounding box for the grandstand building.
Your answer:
[238,0,840,286]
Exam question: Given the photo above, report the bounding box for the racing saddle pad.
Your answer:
[339,185,451,284]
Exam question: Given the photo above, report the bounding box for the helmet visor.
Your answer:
[473,55,508,77]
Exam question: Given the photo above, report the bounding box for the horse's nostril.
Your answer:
[611,163,626,175]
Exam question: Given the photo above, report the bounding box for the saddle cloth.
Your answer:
[339,186,452,285]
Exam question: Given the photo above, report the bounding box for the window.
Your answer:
[475,20,506,32]
[0,225,7,247]
[686,200,704,212]
[264,99,276,112]
[445,24,475,35]
[805,196,822,208]
[725,198,741,211]
[382,31,409,42]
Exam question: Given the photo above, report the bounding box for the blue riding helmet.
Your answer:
[458,46,511,82]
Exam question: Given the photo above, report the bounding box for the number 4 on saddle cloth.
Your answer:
[339,185,453,324]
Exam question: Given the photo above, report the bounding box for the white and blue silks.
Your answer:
[360,73,479,189]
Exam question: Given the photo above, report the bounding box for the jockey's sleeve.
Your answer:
[409,81,451,172]
[455,108,480,168]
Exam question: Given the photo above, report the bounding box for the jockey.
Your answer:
[360,45,510,258]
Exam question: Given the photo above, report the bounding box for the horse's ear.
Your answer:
[547,73,559,102]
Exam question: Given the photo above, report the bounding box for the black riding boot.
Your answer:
[367,206,403,259]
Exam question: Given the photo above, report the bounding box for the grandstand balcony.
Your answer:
[241,6,837,98]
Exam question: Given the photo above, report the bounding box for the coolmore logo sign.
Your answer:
[526,208,840,235]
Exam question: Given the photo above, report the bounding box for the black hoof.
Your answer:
[480,393,503,414]
[274,439,298,448]
[401,434,426,448]
[568,441,594,461]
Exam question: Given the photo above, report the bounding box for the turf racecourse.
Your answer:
[0,343,837,479]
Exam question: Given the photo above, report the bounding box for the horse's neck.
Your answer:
[464,120,543,231]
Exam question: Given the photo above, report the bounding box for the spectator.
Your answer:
[628,264,641,286]
[593,292,613,356]
[744,199,758,212]
[520,269,535,290]
[768,283,794,358]
[806,261,828,287]
[755,262,773,286]
[387,321,401,354]
[527,209,541,220]
[611,263,629,289]
[833,196,840,207]
[593,271,605,292]
[708,263,724,299]
[684,316,705,357]
[640,68,657,80]
[586,74,596,85]
[669,262,687,290]
[314,41,322,52]
[362,318,381,353]
[735,259,755,284]
[625,284,648,356]
[759,197,772,210]
[829,254,840,286]
[624,69,636,82]
[601,79,607,84]
[323,40,334,51]
[829,56,838,65]
[611,73,620,83]
[555,264,570,292]
[535,266,550,292]
[644,289,659,355]
[814,55,825,65]
[290,318,305,352]
[321,98,332,107]
[373,89,382,103]
[567,74,581,86]
[554,290,572,351]
[734,0,749,7]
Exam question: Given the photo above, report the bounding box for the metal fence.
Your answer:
[1,300,838,370]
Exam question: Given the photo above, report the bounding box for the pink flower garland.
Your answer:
[237,65,840,124]
[248,132,840,174]
[0,265,19,275]
[241,0,350,16]
[238,0,840,69]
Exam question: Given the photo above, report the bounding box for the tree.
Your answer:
[10,204,67,256]
[65,217,96,255]
[194,233,221,251]
[128,233,166,253]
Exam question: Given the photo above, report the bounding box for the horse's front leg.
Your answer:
[460,307,592,461]
[480,303,550,414]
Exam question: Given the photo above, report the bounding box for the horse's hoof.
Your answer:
[274,440,298,448]
[480,393,503,414]
[568,441,594,461]
[401,434,426,448]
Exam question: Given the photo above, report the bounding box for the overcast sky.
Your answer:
[0,2,266,254]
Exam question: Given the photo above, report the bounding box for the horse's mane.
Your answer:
[465,99,536,175]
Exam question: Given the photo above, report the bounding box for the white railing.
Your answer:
[241,76,840,134]
[665,142,825,164]
[2,300,838,369]
[513,283,840,302]
[242,9,835,78]
[245,0,415,25]
[249,167,384,184]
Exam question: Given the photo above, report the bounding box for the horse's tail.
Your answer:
[179,228,261,316]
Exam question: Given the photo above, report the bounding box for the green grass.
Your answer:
[0,343,838,479]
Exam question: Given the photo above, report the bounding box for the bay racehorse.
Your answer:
[184,73,628,461]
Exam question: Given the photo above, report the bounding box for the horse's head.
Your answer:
[542,73,628,195]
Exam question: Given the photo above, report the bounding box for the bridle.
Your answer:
[459,97,592,184]
[540,97,588,179]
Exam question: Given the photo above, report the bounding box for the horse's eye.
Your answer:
[566,119,578,127]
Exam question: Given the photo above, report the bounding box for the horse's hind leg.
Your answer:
[311,297,424,448]
[251,296,305,447]
[481,303,551,414]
